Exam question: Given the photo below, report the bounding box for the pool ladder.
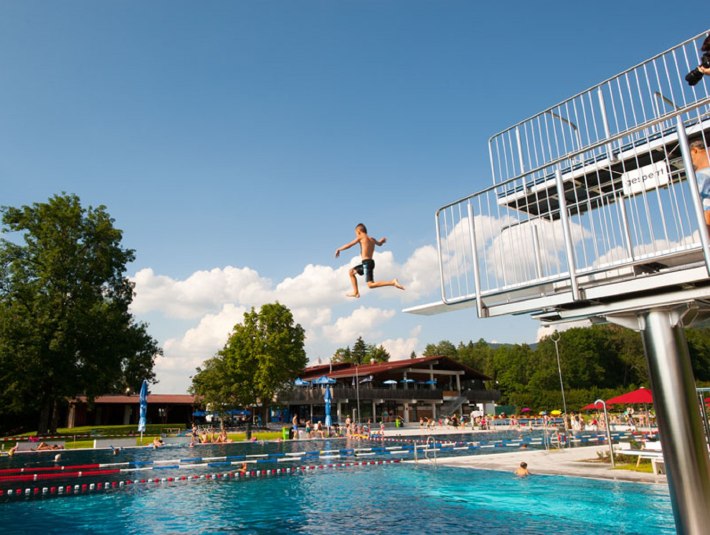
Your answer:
[424,435,437,467]
[413,435,437,467]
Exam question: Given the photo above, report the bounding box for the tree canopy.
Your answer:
[190,303,307,415]
[0,194,160,434]
[331,336,390,365]
[432,325,710,411]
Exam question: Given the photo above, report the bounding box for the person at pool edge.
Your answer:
[689,135,710,235]
[515,462,530,477]
[335,223,405,298]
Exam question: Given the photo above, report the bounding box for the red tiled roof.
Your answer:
[302,355,490,381]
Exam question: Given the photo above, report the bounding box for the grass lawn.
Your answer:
[5,425,282,450]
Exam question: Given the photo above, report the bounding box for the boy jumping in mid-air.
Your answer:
[335,223,405,298]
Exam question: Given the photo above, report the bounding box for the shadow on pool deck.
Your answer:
[410,444,668,484]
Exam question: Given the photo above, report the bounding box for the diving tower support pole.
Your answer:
[611,307,710,535]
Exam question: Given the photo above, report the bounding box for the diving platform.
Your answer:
[405,31,710,321]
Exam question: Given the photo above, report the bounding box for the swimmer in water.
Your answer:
[515,462,530,477]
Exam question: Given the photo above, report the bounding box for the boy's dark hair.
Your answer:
[356,223,367,233]
[520,462,527,468]
[689,136,707,150]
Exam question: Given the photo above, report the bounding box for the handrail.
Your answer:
[437,98,710,213]
[424,435,437,467]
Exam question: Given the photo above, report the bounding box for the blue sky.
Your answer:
[2,2,707,393]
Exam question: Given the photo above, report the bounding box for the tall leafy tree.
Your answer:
[191,303,306,415]
[423,340,458,359]
[351,336,368,365]
[0,194,160,433]
[331,337,390,364]
[368,344,390,363]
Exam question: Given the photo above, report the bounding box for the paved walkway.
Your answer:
[417,444,667,484]
[382,426,668,484]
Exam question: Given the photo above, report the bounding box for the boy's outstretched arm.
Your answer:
[335,238,359,258]
[375,237,387,247]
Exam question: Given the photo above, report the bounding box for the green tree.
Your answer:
[351,336,368,365]
[0,194,160,434]
[368,344,390,363]
[332,346,352,364]
[332,337,390,364]
[423,340,458,359]
[456,339,495,377]
[686,327,710,381]
[191,303,306,417]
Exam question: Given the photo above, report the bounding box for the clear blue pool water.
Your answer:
[0,463,673,534]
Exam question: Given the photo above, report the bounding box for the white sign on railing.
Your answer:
[621,161,670,196]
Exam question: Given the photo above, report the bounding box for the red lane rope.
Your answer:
[0,464,102,476]
[0,459,400,500]
[0,469,121,483]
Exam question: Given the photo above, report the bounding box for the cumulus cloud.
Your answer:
[321,306,396,344]
[380,326,422,360]
[132,249,428,392]
[132,266,271,319]
[401,245,439,300]
[159,303,248,371]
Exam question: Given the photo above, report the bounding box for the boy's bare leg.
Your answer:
[347,269,360,298]
[367,278,405,291]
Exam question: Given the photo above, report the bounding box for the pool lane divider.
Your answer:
[2,432,629,482]
[0,459,402,501]
[1,431,639,485]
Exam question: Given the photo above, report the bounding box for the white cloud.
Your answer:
[159,303,248,370]
[401,245,440,301]
[133,250,425,393]
[380,326,422,360]
[131,266,271,319]
[321,306,396,345]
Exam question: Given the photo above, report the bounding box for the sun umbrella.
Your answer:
[294,378,310,386]
[550,410,562,416]
[313,375,336,385]
[383,379,397,385]
[521,408,531,413]
[400,378,415,383]
[324,385,333,428]
[539,411,547,416]
[605,387,653,406]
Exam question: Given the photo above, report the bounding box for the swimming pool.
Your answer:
[0,463,673,534]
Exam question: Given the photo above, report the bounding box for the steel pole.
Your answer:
[551,332,569,441]
[640,308,710,535]
[595,399,615,467]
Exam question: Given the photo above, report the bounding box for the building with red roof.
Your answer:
[277,355,500,425]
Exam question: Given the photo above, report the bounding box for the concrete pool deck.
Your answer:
[412,444,667,484]
[381,427,666,484]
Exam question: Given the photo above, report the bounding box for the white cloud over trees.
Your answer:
[132,247,439,393]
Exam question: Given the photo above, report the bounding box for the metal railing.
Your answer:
[436,102,710,316]
[489,30,710,187]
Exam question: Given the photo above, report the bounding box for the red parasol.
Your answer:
[580,387,654,411]
[605,387,653,406]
